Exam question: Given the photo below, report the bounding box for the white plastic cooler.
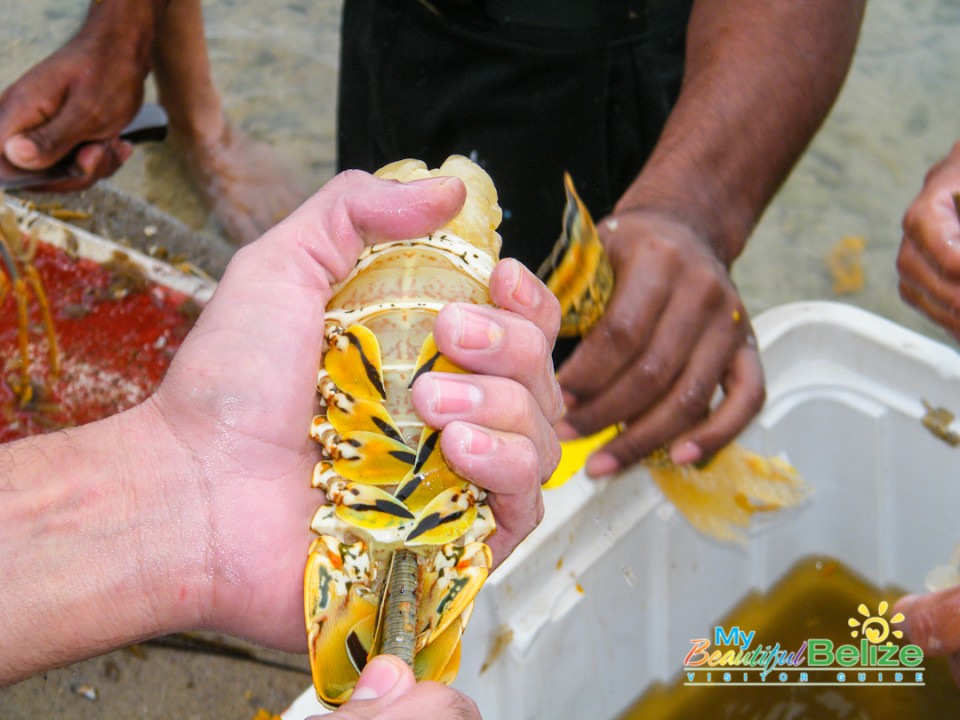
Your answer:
[285,301,960,720]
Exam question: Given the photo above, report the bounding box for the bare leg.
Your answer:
[151,0,306,245]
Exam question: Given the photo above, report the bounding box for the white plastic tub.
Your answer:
[284,301,960,720]
[2,194,216,303]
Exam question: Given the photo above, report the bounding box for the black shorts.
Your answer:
[338,0,691,275]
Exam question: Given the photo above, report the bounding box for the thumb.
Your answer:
[351,654,416,702]
[2,96,132,170]
[256,170,467,285]
[3,110,89,170]
[320,655,416,718]
[344,173,467,244]
[895,588,960,655]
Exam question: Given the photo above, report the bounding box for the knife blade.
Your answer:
[0,103,169,190]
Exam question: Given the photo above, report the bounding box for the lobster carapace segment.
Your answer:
[305,156,501,707]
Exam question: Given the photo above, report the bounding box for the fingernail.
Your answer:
[411,175,458,189]
[351,655,403,701]
[586,451,620,478]
[4,135,39,166]
[427,376,483,414]
[454,306,504,350]
[461,424,496,456]
[670,441,702,466]
[510,261,540,308]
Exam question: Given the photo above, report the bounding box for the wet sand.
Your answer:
[1,1,959,718]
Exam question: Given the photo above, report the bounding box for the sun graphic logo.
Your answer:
[848,601,905,645]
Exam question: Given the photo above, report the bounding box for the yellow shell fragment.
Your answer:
[332,482,416,530]
[394,428,464,512]
[644,444,809,545]
[304,536,379,706]
[543,425,621,489]
[325,394,404,442]
[537,172,614,337]
[825,235,866,295]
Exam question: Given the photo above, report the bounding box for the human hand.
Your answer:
[142,170,560,653]
[898,141,960,342]
[316,655,480,719]
[0,20,150,191]
[894,590,960,685]
[413,257,563,566]
[555,208,765,476]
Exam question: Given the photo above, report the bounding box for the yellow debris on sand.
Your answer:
[825,235,866,295]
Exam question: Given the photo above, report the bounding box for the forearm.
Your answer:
[81,0,171,71]
[0,403,206,686]
[618,0,865,264]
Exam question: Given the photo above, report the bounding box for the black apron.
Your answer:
[338,0,692,357]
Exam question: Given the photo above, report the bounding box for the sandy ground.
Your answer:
[1,1,959,718]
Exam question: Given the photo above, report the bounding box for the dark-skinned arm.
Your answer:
[0,0,170,188]
[558,0,866,475]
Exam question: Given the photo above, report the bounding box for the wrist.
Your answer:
[613,173,750,267]
[122,398,213,635]
[0,402,207,684]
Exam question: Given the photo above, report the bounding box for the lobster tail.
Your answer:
[305,156,500,707]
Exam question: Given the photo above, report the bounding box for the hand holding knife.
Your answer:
[0,103,168,191]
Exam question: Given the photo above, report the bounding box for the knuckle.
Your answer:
[895,244,912,275]
[515,438,541,481]
[901,204,922,236]
[742,381,767,416]
[532,492,545,527]
[527,325,551,368]
[25,128,55,154]
[547,379,565,425]
[611,432,658,467]
[509,380,540,424]
[544,434,562,477]
[543,290,563,335]
[942,250,960,278]
[677,379,712,419]
[633,352,670,389]
[598,308,640,348]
